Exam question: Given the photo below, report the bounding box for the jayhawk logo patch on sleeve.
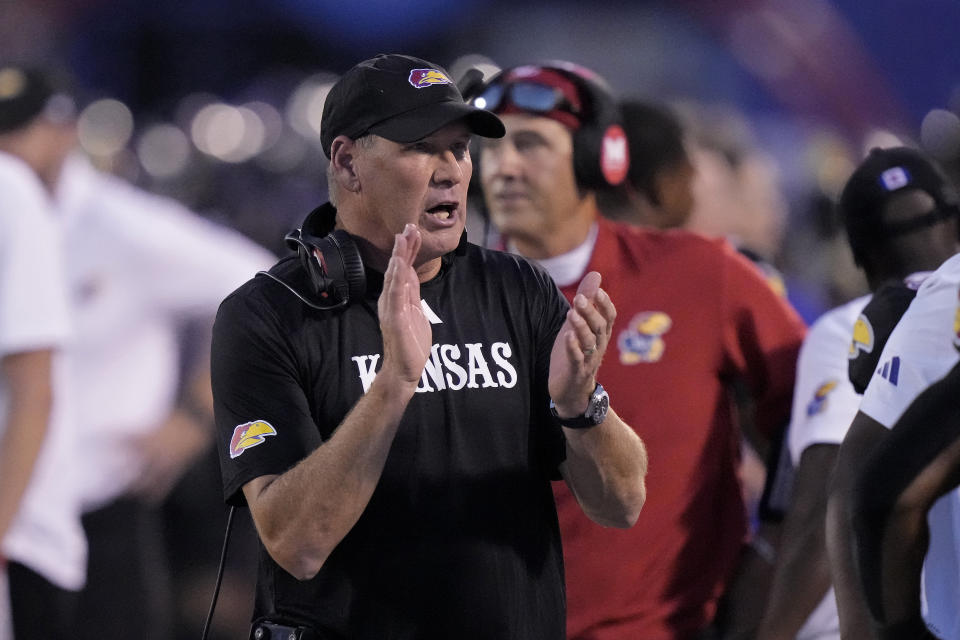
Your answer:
[806,380,838,417]
[229,420,277,459]
[618,312,672,364]
[849,314,875,359]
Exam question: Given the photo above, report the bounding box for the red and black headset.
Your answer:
[256,204,367,310]
[283,205,366,308]
[464,60,630,191]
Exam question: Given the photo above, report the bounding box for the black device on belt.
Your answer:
[250,619,317,640]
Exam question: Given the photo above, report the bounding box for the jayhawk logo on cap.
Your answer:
[849,314,875,359]
[618,312,672,364]
[408,69,452,89]
[806,380,838,417]
[229,420,277,459]
[953,286,960,353]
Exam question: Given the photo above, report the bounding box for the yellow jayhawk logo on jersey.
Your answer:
[849,314,875,359]
[953,287,960,353]
[229,420,277,459]
[618,312,672,364]
[806,380,838,417]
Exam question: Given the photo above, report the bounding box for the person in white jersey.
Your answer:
[0,65,85,640]
[836,251,960,640]
[828,158,960,637]
[758,146,960,639]
[0,64,275,639]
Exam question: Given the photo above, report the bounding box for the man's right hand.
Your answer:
[378,224,432,390]
[242,225,435,579]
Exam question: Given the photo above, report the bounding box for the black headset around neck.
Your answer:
[257,204,367,310]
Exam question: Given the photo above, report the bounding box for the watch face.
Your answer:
[588,388,610,423]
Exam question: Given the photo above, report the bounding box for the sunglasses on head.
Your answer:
[471,81,581,116]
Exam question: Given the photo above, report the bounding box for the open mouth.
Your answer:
[426,202,457,220]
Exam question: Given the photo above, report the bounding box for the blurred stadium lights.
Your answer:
[77,98,134,158]
[244,101,284,153]
[136,123,191,179]
[129,85,324,177]
[173,92,219,131]
[189,102,265,163]
[286,72,337,142]
[254,129,311,174]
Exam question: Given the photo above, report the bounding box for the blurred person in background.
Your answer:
[754,146,959,640]
[826,148,960,640]
[0,64,275,640]
[0,64,85,640]
[596,98,696,230]
[850,360,960,640]
[835,256,960,640]
[592,94,802,638]
[682,104,789,276]
[472,59,806,640]
[644,102,806,639]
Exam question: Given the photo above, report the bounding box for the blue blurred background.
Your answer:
[4,1,958,316]
[4,2,959,637]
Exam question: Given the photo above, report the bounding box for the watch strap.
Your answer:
[549,382,608,429]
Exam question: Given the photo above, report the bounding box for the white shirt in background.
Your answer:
[57,154,276,512]
[0,152,87,595]
[859,251,960,640]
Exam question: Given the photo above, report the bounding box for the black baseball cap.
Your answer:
[319,53,504,158]
[840,146,959,237]
[0,65,53,133]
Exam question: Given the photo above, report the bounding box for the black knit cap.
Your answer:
[0,65,53,133]
[319,53,504,158]
[840,146,959,237]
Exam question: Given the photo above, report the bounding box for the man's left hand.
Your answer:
[548,271,615,418]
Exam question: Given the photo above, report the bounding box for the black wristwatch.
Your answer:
[549,382,609,429]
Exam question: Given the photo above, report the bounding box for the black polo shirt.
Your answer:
[211,233,569,639]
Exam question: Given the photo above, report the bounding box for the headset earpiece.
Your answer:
[284,227,366,307]
[560,66,629,190]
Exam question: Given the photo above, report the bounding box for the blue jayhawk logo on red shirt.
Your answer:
[618,312,672,364]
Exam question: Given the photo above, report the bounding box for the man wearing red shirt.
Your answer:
[473,61,806,639]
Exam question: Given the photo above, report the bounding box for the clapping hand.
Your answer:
[378,224,432,389]
[548,272,615,418]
